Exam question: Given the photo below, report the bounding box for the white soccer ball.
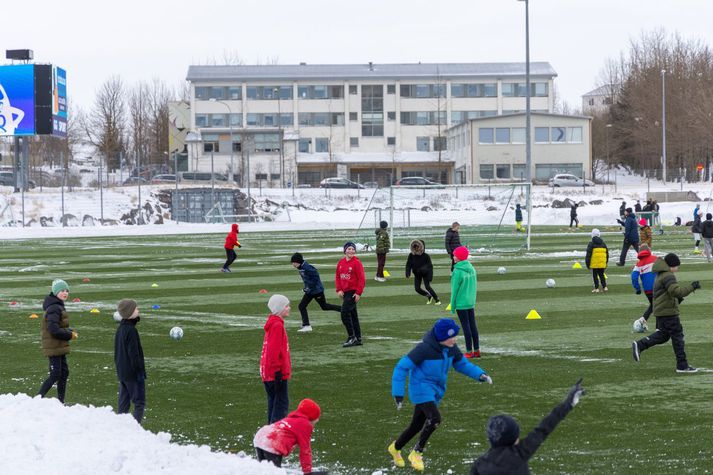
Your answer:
[546,278,556,288]
[169,326,184,341]
[632,319,647,333]
[497,267,507,275]
[113,311,122,323]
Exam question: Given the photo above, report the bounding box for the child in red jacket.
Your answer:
[335,241,365,348]
[221,223,241,273]
[253,399,325,474]
[260,294,292,423]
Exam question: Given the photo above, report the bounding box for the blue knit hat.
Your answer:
[343,241,357,253]
[433,318,460,341]
[486,414,520,447]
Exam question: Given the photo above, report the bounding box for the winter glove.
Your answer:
[692,281,701,290]
[71,331,78,340]
[394,396,403,410]
[678,297,685,304]
[237,244,242,248]
[636,290,642,295]
[274,371,283,383]
[479,374,493,384]
[564,378,585,408]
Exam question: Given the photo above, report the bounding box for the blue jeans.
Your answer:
[456,308,479,352]
[264,379,289,423]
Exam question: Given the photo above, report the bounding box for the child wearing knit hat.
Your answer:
[260,295,293,423]
[37,279,77,404]
[389,319,492,471]
[114,299,146,423]
[585,229,609,293]
[291,252,342,332]
[253,398,326,474]
[471,379,585,473]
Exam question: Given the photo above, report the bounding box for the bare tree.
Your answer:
[83,76,127,172]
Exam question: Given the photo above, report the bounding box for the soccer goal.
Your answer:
[353,183,531,254]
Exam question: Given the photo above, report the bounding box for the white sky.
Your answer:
[2,0,712,112]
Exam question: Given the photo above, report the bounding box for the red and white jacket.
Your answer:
[335,256,366,295]
[253,411,314,473]
[259,315,291,382]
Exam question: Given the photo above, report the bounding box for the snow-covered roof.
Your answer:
[296,152,453,164]
[187,62,558,82]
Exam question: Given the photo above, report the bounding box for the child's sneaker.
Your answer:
[387,442,405,467]
[603,287,609,292]
[472,349,481,358]
[408,450,424,471]
[632,342,640,362]
[434,300,442,306]
[676,366,698,373]
[426,297,433,305]
[298,325,313,333]
[464,351,474,358]
[591,288,600,293]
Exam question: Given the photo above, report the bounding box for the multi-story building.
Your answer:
[582,84,617,114]
[185,62,557,187]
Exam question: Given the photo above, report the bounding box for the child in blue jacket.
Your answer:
[388,318,492,471]
[631,244,657,330]
[291,252,341,332]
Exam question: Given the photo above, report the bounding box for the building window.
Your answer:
[551,127,566,143]
[298,112,343,127]
[211,114,226,127]
[253,133,281,152]
[535,163,584,182]
[298,138,311,153]
[349,112,358,121]
[400,111,446,126]
[203,142,219,153]
[331,113,345,126]
[502,82,548,97]
[451,83,497,98]
[387,137,396,145]
[247,113,293,127]
[511,127,526,144]
[229,114,242,127]
[315,137,329,153]
[246,86,292,100]
[387,84,396,94]
[297,85,344,99]
[496,164,511,179]
[400,84,446,98]
[416,136,430,152]
[567,127,583,143]
[232,142,242,152]
[195,114,208,127]
[195,87,210,100]
[270,173,280,180]
[255,173,268,180]
[211,87,226,100]
[513,164,526,180]
[535,127,549,143]
[350,137,359,147]
[495,128,510,144]
[433,136,447,151]
[387,111,396,121]
[349,85,358,95]
[478,128,494,144]
[361,85,384,136]
[480,164,494,179]
[228,87,241,100]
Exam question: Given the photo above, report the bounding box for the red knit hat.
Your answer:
[453,246,469,261]
[638,218,647,226]
[296,398,321,421]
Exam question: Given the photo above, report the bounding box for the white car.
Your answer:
[548,174,593,187]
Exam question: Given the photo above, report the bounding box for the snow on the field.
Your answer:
[0,393,283,475]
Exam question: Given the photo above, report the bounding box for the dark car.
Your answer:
[122,177,149,186]
[319,177,365,189]
[0,171,36,189]
[150,174,178,184]
[395,177,444,187]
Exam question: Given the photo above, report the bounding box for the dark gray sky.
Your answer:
[2,0,711,112]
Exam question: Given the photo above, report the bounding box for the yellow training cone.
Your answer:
[525,309,542,320]
[90,308,100,314]
[445,303,452,311]
[383,269,391,277]
[151,283,159,288]
[572,262,582,269]
[29,313,39,319]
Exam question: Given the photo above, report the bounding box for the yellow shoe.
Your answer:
[388,442,405,467]
[408,450,424,471]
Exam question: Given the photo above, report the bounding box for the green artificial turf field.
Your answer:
[1,226,712,474]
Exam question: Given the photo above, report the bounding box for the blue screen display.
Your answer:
[0,64,35,136]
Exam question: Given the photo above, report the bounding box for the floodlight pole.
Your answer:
[519,0,533,249]
[661,69,667,183]
[174,151,179,224]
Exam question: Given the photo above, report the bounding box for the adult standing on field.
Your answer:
[616,208,639,266]
[619,201,626,222]
[445,222,462,273]
[291,252,341,332]
[569,203,579,228]
[37,279,77,404]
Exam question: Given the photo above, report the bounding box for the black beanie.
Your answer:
[486,414,520,447]
[291,252,304,264]
[380,220,388,229]
[707,213,712,220]
[664,253,681,268]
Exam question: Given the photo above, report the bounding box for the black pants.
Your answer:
[570,216,579,227]
[255,448,282,467]
[394,401,441,453]
[376,253,387,278]
[592,268,606,289]
[298,291,341,326]
[414,273,438,302]
[448,254,455,273]
[38,355,69,403]
[619,240,639,265]
[118,379,146,424]
[636,315,689,370]
[642,293,653,321]
[456,308,479,352]
[223,248,236,269]
[264,379,289,424]
[340,290,361,340]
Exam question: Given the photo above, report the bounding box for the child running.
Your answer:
[291,252,342,332]
[450,246,480,358]
[389,318,492,471]
[221,223,241,272]
[335,242,366,348]
[631,244,656,331]
[585,229,608,292]
[406,240,440,305]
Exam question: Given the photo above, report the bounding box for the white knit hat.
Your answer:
[267,294,290,314]
[591,228,601,238]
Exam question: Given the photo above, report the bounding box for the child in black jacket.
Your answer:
[405,240,440,305]
[470,379,585,475]
[114,299,146,424]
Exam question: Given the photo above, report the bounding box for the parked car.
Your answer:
[0,171,36,189]
[362,181,379,188]
[151,174,178,184]
[395,177,445,188]
[296,183,312,188]
[548,174,594,187]
[178,172,228,183]
[122,176,149,186]
[319,177,365,189]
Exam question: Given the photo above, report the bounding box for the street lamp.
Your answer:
[274,87,284,188]
[518,0,532,250]
[210,98,235,185]
[661,69,667,183]
[605,123,613,183]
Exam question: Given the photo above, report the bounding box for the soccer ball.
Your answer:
[632,319,647,333]
[546,278,556,288]
[113,311,122,323]
[169,326,184,341]
[497,267,507,275]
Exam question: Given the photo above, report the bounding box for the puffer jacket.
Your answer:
[623,214,640,243]
[405,240,433,279]
[224,223,240,249]
[631,248,656,294]
[639,225,653,248]
[652,258,696,317]
[445,228,461,255]
[41,294,73,357]
[691,215,702,234]
[391,330,486,405]
[585,236,608,269]
[259,315,291,382]
[375,228,390,254]
[702,219,713,239]
[450,259,477,312]
[515,205,523,222]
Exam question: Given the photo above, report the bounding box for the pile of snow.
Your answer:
[0,393,282,475]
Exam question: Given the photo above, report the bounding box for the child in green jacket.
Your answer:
[450,246,479,358]
[375,220,390,282]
